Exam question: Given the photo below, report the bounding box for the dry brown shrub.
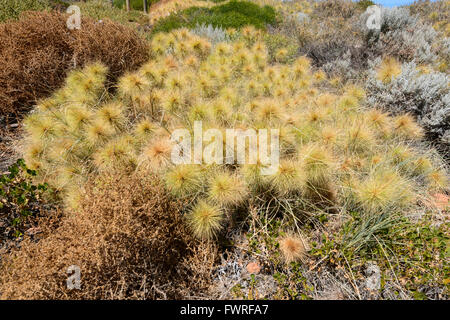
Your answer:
[0,11,149,123]
[314,0,357,19]
[0,172,217,299]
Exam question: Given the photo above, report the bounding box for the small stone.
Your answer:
[425,193,450,211]
[246,262,261,274]
[432,193,449,211]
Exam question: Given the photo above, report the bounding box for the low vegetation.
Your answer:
[151,1,277,34]
[0,10,148,122]
[0,0,448,300]
[0,159,51,241]
[0,173,216,299]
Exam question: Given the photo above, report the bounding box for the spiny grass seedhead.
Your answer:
[343,85,365,101]
[245,80,262,97]
[393,114,424,139]
[184,54,199,68]
[240,162,271,191]
[138,61,155,81]
[279,234,309,264]
[188,37,212,57]
[46,137,82,164]
[36,97,59,112]
[241,25,257,39]
[329,77,341,87]
[212,98,233,123]
[275,48,289,63]
[65,104,94,131]
[305,107,327,124]
[118,72,150,98]
[139,136,174,172]
[427,169,449,191]
[208,171,248,206]
[96,102,126,130]
[272,86,289,99]
[252,51,268,69]
[165,165,203,197]
[337,94,359,112]
[267,159,306,196]
[355,170,414,213]
[293,56,311,78]
[23,113,59,141]
[161,90,184,113]
[215,42,232,57]
[365,109,392,137]
[84,62,108,78]
[256,98,283,124]
[298,77,312,90]
[93,135,137,171]
[233,49,253,67]
[313,70,327,82]
[23,141,45,171]
[252,40,267,54]
[134,118,157,141]
[279,127,297,156]
[65,64,106,104]
[196,74,217,98]
[376,57,402,84]
[53,164,84,190]
[218,87,239,106]
[320,126,339,145]
[164,55,179,70]
[187,200,224,240]
[411,156,434,176]
[85,119,116,147]
[342,124,376,154]
[63,184,86,211]
[165,73,186,91]
[189,103,212,123]
[300,144,334,180]
[389,144,415,166]
[340,156,367,172]
[140,62,164,85]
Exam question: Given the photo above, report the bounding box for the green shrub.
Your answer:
[356,0,375,11]
[0,159,50,239]
[0,0,50,22]
[77,0,147,25]
[113,0,160,11]
[263,33,299,63]
[152,0,277,34]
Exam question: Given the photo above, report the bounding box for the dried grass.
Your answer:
[0,172,216,299]
[0,11,148,123]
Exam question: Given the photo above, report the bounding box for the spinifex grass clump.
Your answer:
[22,28,448,240]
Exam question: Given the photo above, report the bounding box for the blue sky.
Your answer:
[367,0,438,7]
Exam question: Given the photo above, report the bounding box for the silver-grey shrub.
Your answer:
[190,23,230,44]
[366,58,450,146]
[361,7,437,63]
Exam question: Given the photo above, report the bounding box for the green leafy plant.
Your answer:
[0,159,50,239]
[0,0,50,23]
